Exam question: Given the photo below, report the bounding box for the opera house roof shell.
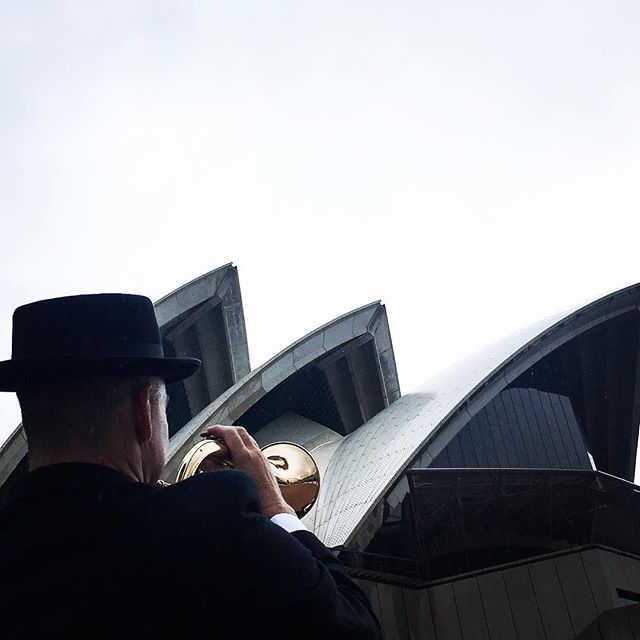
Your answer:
[2,267,640,569]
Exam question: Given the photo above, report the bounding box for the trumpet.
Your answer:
[170,433,321,518]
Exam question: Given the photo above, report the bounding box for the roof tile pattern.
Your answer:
[314,284,640,548]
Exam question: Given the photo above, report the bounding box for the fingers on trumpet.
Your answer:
[203,424,263,466]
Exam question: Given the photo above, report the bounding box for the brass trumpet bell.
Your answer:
[174,434,320,518]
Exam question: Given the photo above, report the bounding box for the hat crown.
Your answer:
[0,293,200,391]
[12,294,164,360]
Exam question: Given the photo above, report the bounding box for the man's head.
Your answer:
[0,293,202,482]
[17,376,170,482]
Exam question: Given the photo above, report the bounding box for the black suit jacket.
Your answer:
[0,463,380,639]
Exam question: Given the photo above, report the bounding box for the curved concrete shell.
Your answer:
[162,301,400,481]
[155,264,250,436]
[155,263,250,388]
[314,284,640,548]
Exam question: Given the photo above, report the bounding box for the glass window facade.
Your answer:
[364,387,592,568]
[421,388,592,471]
[345,469,640,583]
[357,310,640,580]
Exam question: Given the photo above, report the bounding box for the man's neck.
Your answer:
[28,450,143,482]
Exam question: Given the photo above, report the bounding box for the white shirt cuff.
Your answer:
[270,512,309,534]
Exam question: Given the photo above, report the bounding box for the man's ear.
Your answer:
[132,383,154,444]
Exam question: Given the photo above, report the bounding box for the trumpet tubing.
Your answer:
[172,435,320,518]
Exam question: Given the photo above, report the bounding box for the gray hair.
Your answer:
[17,376,164,451]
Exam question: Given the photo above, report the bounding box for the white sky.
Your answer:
[2,2,640,473]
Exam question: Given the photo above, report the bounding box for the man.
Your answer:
[0,294,380,639]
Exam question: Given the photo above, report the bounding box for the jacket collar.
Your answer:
[10,463,136,501]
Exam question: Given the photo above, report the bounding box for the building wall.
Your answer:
[356,547,640,640]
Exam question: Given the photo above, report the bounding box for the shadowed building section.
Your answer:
[154,264,250,436]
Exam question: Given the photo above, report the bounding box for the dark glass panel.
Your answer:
[508,388,539,467]
[556,393,591,469]
[468,413,490,467]
[556,392,586,467]
[458,427,478,467]
[429,444,451,469]
[539,390,572,468]
[364,475,421,579]
[521,388,555,467]
[500,390,531,466]
[447,434,465,467]
[355,469,640,583]
[490,393,520,466]
[487,407,509,466]
[410,388,590,475]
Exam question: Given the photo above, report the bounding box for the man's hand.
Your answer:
[204,424,295,518]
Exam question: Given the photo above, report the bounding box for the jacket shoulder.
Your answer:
[154,469,261,518]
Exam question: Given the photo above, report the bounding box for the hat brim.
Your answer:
[0,355,201,392]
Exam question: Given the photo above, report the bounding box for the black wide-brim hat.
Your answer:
[0,293,201,392]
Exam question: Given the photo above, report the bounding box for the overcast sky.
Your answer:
[2,2,640,471]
